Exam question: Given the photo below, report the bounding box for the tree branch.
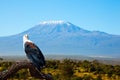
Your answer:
[0,61,53,80]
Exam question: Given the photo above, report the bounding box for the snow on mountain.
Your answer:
[0,21,120,57]
[39,20,67,25]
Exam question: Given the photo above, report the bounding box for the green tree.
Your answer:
[59,59,74,80]
[114,65,120,76]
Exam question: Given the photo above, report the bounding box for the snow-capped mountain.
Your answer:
[0,21,120,57]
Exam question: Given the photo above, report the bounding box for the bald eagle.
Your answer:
[23,34,45,71]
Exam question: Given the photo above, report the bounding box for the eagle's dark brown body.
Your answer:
[24,41,45,71]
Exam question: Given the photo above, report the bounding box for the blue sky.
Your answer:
[0,0,120,36]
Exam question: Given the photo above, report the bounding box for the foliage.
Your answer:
[0,59,120,80]
[59,59,74,79]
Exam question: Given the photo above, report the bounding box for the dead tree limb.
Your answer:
[0,61,53,80]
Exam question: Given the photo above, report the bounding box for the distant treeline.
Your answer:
[0,58,3,60]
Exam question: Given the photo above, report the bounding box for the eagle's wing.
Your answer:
[25,42,45,71]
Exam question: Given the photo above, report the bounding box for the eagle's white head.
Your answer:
[23,34,32,44]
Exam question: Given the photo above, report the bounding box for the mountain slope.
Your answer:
[0,21,120,57]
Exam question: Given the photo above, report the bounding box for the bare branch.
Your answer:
[0,61,53,80]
